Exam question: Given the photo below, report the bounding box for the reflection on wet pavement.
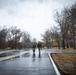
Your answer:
[22,53,30,57]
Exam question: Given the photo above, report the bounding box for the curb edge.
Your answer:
[48,53,61,75]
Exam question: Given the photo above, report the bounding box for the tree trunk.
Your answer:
[62,35,65,49]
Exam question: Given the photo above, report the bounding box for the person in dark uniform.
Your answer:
[37,42,42,57]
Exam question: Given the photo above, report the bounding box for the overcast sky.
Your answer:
[0,0,76,41]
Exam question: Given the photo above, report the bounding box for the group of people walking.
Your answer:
[32,42,42,56]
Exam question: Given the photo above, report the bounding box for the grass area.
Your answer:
[52,54,76,75]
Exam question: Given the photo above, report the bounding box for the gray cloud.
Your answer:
[0,0,20,16]
[7,9,15,15]
[0,0,61,9]
[19,0,26,2]
[0,0,76,16]
[0,0,17,9]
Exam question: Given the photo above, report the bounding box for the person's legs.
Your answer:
[39,48,40,54]
[33,52,35,58]
[38,48,41,57]
[33,48,35,54]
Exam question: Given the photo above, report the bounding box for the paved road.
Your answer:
[0,49,56,75]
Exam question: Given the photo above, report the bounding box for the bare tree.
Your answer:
[69,4,76,49]
[54,3,76,49]
[41,29,51,48]
[22,32,32,48]
[0,25,32,49]
[50,26,60,49]
[54,11,66,49]
[7,26,22,49]
[0,26,8,49]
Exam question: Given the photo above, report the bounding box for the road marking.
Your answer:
[48,53,61,75]
[0,52,28,62]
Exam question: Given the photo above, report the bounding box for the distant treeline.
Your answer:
[0,26,33,49]
[42,3,76,49]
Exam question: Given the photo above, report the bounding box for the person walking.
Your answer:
[32,44,36,55]
[37,42,42,57]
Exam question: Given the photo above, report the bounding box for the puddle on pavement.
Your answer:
[22,53,30,57]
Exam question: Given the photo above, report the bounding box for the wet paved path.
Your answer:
[0,49,56,75]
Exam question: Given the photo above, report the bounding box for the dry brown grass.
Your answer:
[52,54,76,75]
